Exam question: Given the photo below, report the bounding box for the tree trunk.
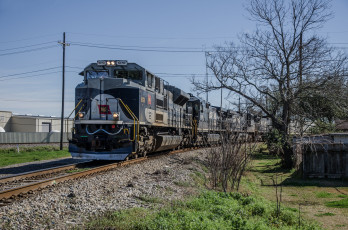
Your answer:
[281,141,293,169]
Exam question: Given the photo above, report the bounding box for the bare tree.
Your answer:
[207,133,255,192]
[194,0,347,168]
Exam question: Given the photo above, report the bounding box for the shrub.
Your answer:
[251,204,265,216]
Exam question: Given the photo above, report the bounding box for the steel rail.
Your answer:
[0,163,80,184]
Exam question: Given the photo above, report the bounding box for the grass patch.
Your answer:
[85,191,319,230]
[325,198,348,208]
[174,180,191,187]
[316,191,333,198]
[134,195,163,204]
[0,146,70,167]
[190,169,206,187]
[85,207,151,230]
[315,212,335,217]
[66,168,90,173]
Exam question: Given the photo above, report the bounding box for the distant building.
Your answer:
[335,119,348,132]
[0,111,12,132]
[0,111,72,133]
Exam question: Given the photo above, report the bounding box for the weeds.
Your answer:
[325,198,348,208]
[316,191,333,198]
[85,191,319,229]
[134,195,163,204]
[66,168,90,173]
[315,212,335,217]
[173,181,191,187]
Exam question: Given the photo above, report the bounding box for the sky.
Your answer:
[0,0,347,117]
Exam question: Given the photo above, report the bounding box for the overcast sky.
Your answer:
[0,0,347,117]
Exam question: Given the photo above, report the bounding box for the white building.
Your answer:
[0,111,72,133]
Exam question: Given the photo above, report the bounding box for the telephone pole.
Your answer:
[58,32,70,150]
[205,51,211,103]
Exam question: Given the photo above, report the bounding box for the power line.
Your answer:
[71,42,206,53]
[70,41,206,50]
[66,66,83,69]
[0,45,57,56]
[0,98,74,103]
[67,32,238,40]
[0,33,60,44]
[330,42,348,45]
[0,67,61,79]
[155,72,208,76]
[0,41,56,52]
[0,71,61,81]
[0,71,78,81]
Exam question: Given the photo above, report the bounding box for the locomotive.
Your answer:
[69,60,269,160]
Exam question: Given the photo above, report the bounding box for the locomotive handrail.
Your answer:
[68,99,83,120]
[73,103,86,120]
[192,119,198,137]
[65,99,84,140]
[118,99,140,143]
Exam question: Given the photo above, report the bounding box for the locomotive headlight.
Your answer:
[78,112,85,119]
[106,60,116,66]
[112,112,119,120]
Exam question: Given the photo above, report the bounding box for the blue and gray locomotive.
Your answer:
[69,60,268,160]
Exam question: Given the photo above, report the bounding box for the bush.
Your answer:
[251,204,265,216]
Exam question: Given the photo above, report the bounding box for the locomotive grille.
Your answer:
[156,113,163,122]
[156,99,164,108]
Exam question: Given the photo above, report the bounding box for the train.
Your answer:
[68,60,270,160]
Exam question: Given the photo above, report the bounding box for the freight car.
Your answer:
[69,60,269,160]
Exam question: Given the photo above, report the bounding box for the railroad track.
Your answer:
[0,147,197,206]
[0,162,86,184]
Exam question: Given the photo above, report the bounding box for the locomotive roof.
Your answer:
[79,62,145,76]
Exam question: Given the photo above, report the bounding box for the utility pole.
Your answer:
[238,84,241,113]
[220,84,223,130]
[58,32,70,150]
[299,32,303,135]
[205,51,210,103]
[299,32,303,86]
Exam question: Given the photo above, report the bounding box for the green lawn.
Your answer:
[0,146,70,167]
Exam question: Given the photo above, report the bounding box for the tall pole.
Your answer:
[220,84,223,130]
[205,51,210,103]
[299,32,303,135]
[59,32,67,150]
[299,32,303,86]
[238,84,241,113]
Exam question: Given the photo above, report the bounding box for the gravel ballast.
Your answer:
[0,149,208,229]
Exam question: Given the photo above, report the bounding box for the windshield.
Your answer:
[87,71,109,79]
[115,70,142,80]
